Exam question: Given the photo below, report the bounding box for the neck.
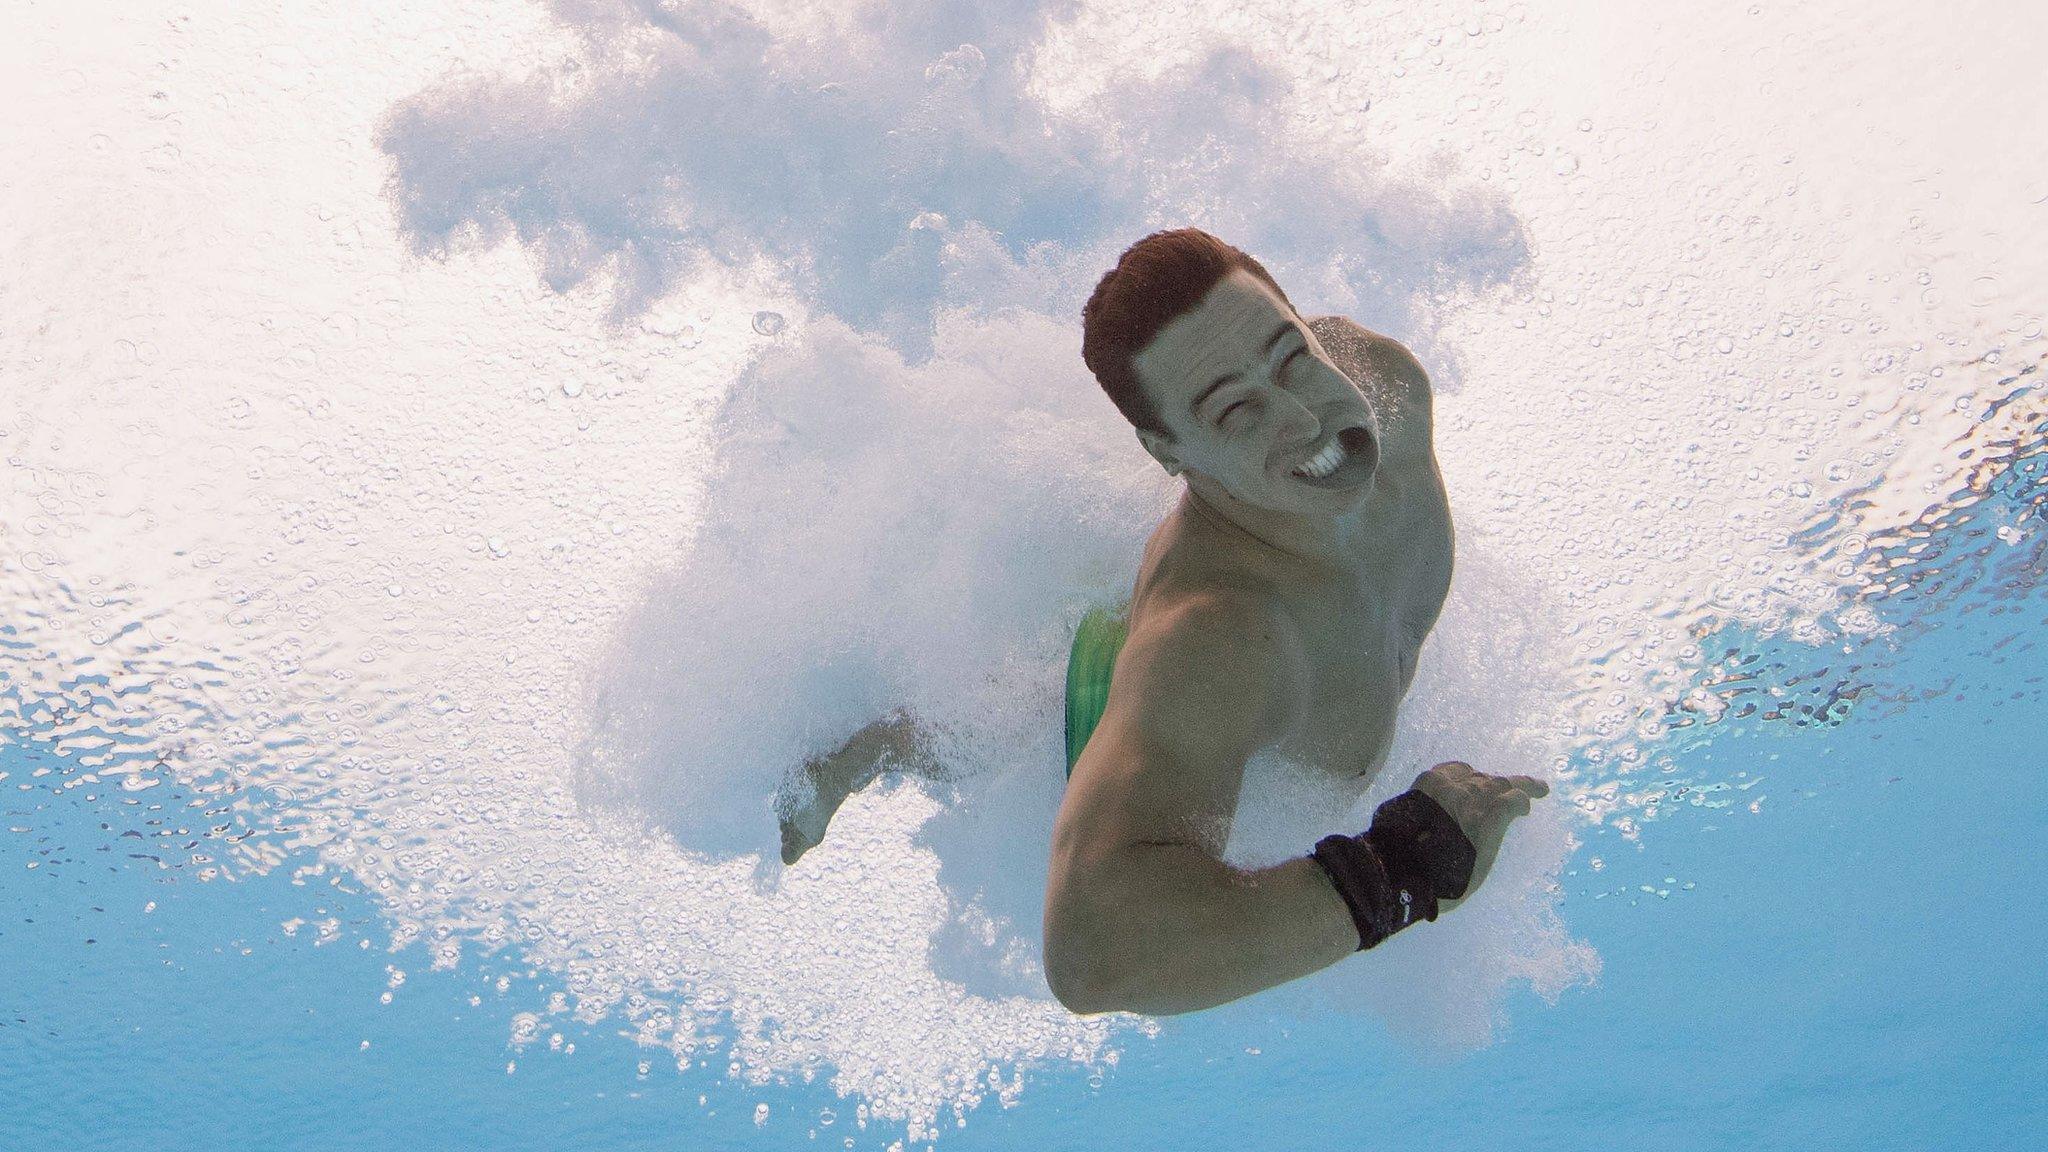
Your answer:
[1181,475,1375,580]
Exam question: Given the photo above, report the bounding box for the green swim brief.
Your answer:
[1063,604,1129,779]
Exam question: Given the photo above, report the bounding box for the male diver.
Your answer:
[777,229,1547,1017]
[1043,228,1546,1015]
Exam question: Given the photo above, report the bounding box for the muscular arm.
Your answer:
[1041,594,1360,1015]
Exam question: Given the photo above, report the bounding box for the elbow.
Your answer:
[1042,900,1133,1016]
[1046,962,1123,1017]
[1043,929,1121,1015]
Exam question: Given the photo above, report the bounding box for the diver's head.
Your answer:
[1081,229,1380,516]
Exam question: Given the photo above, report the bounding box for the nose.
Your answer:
[1273,389,1319,446]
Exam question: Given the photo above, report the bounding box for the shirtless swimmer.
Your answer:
[1041,228,1549,1015]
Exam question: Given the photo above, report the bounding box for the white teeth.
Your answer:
[1290,438,1346,479]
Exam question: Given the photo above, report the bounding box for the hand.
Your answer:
[1407,761,1548,914]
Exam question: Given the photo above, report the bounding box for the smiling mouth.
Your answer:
[1287,425,1378,488]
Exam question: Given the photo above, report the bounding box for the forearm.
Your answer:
[1046,843,1360,1016]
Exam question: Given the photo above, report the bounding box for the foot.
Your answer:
[779,772,858,865]
[777,712,930,865]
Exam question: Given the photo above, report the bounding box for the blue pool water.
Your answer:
[7,568,2043,1149]
[5,0,2045,1148]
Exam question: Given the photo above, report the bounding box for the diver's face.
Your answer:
[1131,270,1380,514]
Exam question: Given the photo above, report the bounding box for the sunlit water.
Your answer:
[3,0,2043,1146]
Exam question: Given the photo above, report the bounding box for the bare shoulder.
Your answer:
[1309,315,1433,409]
[1310,315,1434,466]
[1058,588,1310,855]
[1116,589,1309,745]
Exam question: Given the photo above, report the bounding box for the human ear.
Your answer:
[1136,428,1182,476]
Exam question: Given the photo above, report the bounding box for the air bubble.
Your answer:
[752,311,785,336]
[643,314,679,336]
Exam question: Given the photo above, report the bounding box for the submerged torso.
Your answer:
[1123,319,1453,792]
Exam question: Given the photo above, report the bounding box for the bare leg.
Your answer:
[779,710,935,864]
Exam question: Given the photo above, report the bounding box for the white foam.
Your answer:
[3,0,2042,1136]
[571,307,1171,860]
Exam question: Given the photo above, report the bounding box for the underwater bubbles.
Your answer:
[6,0,2044,1139]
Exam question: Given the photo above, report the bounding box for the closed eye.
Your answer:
[1279,347,1305,381]
[1216,345,1306,427]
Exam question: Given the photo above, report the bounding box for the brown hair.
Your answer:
[1080,228,1299,440]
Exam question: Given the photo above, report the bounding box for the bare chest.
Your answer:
[1278,471,1453,780]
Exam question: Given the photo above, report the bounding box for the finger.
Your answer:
[1433,760,1474,777]
[1486,788,1532,817]
[1510,775,1550,799]
[1413,763,1464,790]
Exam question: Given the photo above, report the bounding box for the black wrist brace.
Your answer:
[1310,789,1478,951]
